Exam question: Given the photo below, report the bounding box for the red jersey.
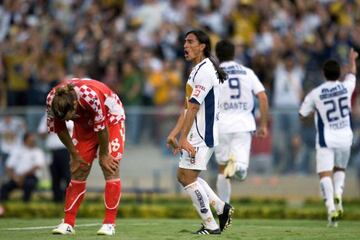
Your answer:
[46,78,125,139]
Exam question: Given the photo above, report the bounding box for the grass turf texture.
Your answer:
[3,198,360,219]
[0,218,359,240]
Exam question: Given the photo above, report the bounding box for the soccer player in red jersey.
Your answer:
[48,78,125,236]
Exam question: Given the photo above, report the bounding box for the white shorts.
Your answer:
[215,132,252,167]
[179,146,214,171]
[316,147,351,173]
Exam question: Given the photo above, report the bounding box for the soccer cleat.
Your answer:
[218,202,234,231]
[327,210,339,228]
[334,196,343,219]
[224,157,237,178]
[97,224,116,236]
[52,221,75,235]
[194,224,221,235]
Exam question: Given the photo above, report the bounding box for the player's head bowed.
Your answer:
[52,84,78,120]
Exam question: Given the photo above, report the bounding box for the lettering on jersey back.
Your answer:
[320,84,347,100]
[222,65,247,75]
[221,101,248,111]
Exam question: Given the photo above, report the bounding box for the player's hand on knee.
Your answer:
[99,154,119,174]
[70,154,89,173]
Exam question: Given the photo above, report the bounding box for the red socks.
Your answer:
[62,179,121,226]
[103,179,122,224]
[64,180,86,227]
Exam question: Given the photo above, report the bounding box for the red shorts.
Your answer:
[73,121,125,163]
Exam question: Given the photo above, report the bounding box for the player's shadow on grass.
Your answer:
[178,229,193,233]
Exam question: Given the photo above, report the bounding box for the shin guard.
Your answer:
[64,180,86,226]
[103,179,122,224]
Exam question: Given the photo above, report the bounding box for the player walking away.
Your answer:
[47,78,125,235]
[299,48,358,227]
[167,29,234,235]
[214,39,269,203]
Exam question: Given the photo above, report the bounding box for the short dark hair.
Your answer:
[23,132,33,142]
[215,39,235,63]
[323,59,341,81]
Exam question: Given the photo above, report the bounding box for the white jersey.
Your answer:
[6,145,46,177]
[218,61,265,133]
[185,58,220,147]
[299,73,356,148]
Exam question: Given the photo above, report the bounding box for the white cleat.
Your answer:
[327,211,338,228]
[97,224,116,236]
[335,196,344,219]
[52,222,75,235]
[224,157,237,178]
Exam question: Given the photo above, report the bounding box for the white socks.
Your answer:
[184,181,219,230]
[197,177,225,215]
[320,177,335,213]
[333,170,345,198]
[216,174,231,203]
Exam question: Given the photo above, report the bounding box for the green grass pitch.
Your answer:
[0,218,359,240]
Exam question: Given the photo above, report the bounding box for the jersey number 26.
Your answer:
[324,96,349,122]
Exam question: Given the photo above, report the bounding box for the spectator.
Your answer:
[119,60,143,145]
[38,113,73,203]
[0,132,45,202]
[272,52,304,173]
[0,115,26,182]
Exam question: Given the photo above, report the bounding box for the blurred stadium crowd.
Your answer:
[1,0,360,189]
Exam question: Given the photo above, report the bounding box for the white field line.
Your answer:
[2,222,160,231]
[2,223,100,231]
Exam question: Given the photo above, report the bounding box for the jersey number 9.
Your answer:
[229,77,241,99]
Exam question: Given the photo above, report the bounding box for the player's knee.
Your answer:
[235,167,248,181]
[177,169,197,187]
[72,165,91,181]
[177,171,188,186]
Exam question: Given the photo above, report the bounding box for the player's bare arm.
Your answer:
[178,102,199,157]
[167,110,185,153]
[348,48,358,75]
[57,129,89,174]
[256,91,269,138]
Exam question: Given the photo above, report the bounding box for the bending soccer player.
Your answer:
[167,29,234,235]
[214,39,269,203]
[299,48,358,227]
[47,78,125,235]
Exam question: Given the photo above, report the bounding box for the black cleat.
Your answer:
[194,224,221,235]
[218,202,234,231]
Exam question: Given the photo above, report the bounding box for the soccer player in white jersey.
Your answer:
[299,48,358,227]
[167,29,234,235]
[214,39,269,203]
